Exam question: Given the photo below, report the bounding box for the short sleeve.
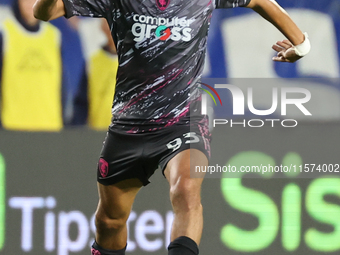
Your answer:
[215,0,251,9]
[62,0,112,18]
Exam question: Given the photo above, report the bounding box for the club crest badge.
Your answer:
[98,158,109,178]
[156,0,170,11]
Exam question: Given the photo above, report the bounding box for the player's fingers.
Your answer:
[277,41,292,49]
[272,56,286,62]
[274,58,291,63]
[272,44,284,52]
[282,39,293,46]
[273,52,292,62]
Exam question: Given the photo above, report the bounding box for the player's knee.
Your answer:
[95,210,127,233]
[170,178,202,212]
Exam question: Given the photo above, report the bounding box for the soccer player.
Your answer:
[33,0,310,254]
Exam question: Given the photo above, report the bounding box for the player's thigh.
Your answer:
[164,149,207,195]
[96,178,143,219]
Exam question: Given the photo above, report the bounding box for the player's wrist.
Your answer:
[292,32,311,57]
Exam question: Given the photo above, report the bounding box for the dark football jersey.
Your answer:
[63,0,250,132]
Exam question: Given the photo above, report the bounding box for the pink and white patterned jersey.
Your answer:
[63,0,250,132]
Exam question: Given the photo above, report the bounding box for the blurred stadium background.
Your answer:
[0,0,339,254]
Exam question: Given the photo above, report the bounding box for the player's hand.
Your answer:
[272,40,302,63]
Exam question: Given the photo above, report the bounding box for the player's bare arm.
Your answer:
[247,0,311,62]
[33,0,65,21]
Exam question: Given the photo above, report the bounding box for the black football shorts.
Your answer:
[97,120,211,186]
